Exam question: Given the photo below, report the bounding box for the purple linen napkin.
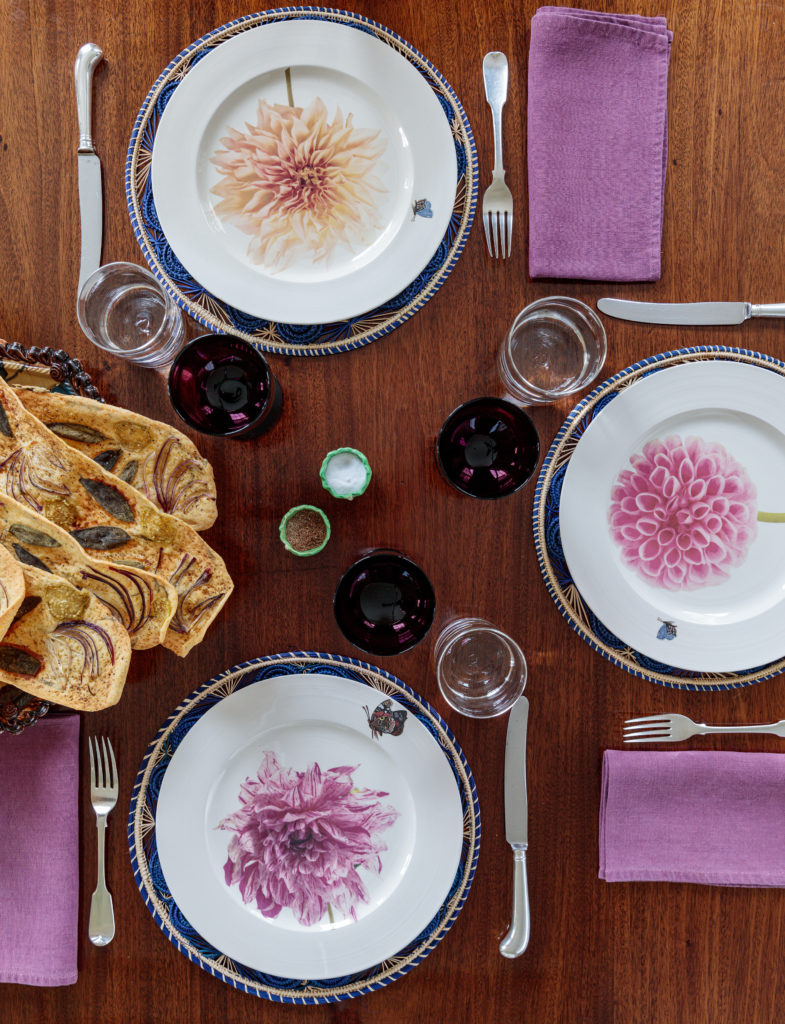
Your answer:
[600,749,785,885]
[527,7,672,281]
[0,715,80,985]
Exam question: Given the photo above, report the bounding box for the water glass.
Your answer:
[434,617,526,718]
[168,335,283,440]
[77,261,185,367]
[499,295,606,404]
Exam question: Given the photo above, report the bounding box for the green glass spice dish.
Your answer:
[320,447,372,500]
[279,505,331,557]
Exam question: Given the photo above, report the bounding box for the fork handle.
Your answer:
[697,722,785,735]
[483,52,508,176]
[89,816,115,946]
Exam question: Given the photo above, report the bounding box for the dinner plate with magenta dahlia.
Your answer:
[559,359,785,672]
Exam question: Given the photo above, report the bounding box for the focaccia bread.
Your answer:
[0,542,25,641]
[0,563,131,711]
[14,387,218,531]
[0,492,176,650]
[0,378,233,657]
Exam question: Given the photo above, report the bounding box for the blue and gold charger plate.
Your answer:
[125,7,477,357]
[534,345,785,691]
[128,652,480,1003]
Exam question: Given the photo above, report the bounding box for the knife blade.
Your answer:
[597,297,785,326]
[499,694,529,958]
[74,43,104,294]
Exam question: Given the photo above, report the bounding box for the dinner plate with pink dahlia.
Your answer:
[559,360,785,672]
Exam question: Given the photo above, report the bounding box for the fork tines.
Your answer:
[483,211,512,259]
[89,735,117,791]
[622,716,672,743]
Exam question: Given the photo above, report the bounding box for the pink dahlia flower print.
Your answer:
[210,97,388,270]
[218,751,399,927]
[608,435,759,591]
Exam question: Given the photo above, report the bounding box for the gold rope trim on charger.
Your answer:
[127,10,475,355]
[535,349,785,690]
[132,654,478,999]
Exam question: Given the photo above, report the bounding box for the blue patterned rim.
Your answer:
[125,7,477,357]
[128,652,481,1003]
[533,345,785,691]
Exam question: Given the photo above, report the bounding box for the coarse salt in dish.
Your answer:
[320,448,372,500]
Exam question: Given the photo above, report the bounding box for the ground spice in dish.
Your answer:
[285,510,327,552]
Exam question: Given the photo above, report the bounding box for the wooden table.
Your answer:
[5,1,785,1021]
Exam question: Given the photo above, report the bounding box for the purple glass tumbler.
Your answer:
[168,335,283,439]
[334,550,436,656]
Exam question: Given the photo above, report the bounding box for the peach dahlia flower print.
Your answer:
[218,751,399,927]
[608,435,760,591]
[210,97,388,271]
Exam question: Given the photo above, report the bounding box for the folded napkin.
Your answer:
[600,749,785,886]
[0,715,80,985]
[527,7,672,281]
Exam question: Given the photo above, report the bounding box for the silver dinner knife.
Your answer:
[499,694,529,958]
[597,297,785,326]
[74,43,104,293]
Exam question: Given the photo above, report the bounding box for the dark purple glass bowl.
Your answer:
[436,397,540,499]
[334,551,436,656]
[167,335,282,439]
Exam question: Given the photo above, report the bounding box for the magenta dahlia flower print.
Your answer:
[217,751,399,927]
[210,96,388,271]
[608,435,761,591]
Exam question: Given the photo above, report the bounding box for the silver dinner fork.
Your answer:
[623,713,785,744]
[88,736,117,946]
[482,51,513,258]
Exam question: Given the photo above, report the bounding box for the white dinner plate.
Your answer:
[151,19,457,325]
[560,361,785,671]
[155,672,463,979]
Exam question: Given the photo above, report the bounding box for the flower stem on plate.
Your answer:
[757,511,785,522]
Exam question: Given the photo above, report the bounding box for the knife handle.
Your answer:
[75,43,103,153]
[499,847,530,958]
[750,303,785,318]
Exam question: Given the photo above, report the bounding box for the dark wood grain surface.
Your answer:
[4,1,785,1021]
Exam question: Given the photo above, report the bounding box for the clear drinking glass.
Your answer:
[499,295,606,404]
[77,262,185,367]
[434,617,526,718]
